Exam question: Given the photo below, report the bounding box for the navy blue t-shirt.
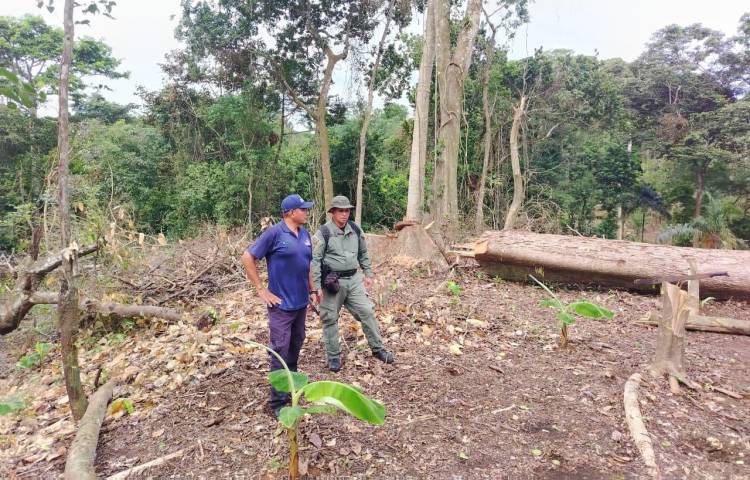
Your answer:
[247,221,312,311]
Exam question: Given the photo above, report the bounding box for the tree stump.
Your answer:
[648,282,698,393]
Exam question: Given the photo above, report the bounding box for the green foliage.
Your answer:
[446,281,462,296]
[299,380,386,425]
[246,339,385,475]
[16,342,52,369]
[568,301,615,319]
[0,67,37,108]
[530,275,614,348]
[268,370,309,393]
[0,394,28,416]
[1,10,749,256]
[658,194,748,249]
[0,14,127,102]
[110,397,135,415]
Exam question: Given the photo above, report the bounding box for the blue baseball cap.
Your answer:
[281,194,314,213]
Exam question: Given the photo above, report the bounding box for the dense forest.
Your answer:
[2,3,749,251]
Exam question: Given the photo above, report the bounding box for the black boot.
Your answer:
[372,349,394,364]
[328,357,341,372]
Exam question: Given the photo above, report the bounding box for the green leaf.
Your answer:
[278,406,304,428]
[301,381,386,425]
[0,68,21,84]
[540,298,563,310]
[122,399,134,414]
[558,312,576,326]
[568,301,614,319]
[268,370,308,393]
[17,352,41,369]
[35,342,51,357]
[303,404,338,416]
[531,448,542,457]
[0,399,26,416]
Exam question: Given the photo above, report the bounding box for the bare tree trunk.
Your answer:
[276,39,346,211]
[405,0,435,223]
[504,95,527,230]
[693,161,707,219]
[618,140,632,240]
[247,170,253,233]
[355,8,393,224]
[475,18,498,233]
[316,46,347,210]
[57,0,87,421]
[432,0,483,228]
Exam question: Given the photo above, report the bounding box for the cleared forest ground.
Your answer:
[1,240,749,479]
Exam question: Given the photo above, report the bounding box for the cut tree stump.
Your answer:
[636,260,750,337]
[471,230,750,300]
[364,226,448,269]
[648,282,698,393]
[64,380,117,480]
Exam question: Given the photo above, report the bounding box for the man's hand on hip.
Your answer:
[364,276,374,290]
[259,288,282,308]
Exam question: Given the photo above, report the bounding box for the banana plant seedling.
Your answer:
[529,275,614,349]
[242,340,385,479]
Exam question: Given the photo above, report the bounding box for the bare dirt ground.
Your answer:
[1,248,749,479]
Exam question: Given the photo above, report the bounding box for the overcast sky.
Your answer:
[4,0,749,115]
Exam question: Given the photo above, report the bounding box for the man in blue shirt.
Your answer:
[241,194,319,417]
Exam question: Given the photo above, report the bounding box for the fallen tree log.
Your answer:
[64,380,117,480]
[473,230,750,300]
[623,373,659,479]
[636,311,750,336]
[0,244,99,334]
[29,292,184,323]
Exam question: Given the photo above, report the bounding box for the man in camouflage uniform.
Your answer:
[312,195,394,372]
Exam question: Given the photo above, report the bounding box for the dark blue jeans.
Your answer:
[268,306,307,410]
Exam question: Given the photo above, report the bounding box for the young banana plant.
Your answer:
[529,275,615,349]
[243,340,385,479]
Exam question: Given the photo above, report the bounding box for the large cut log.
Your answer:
[474,230,750,300]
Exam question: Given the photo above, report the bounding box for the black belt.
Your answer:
[333,269,357,278]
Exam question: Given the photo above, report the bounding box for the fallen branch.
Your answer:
[623,373,659,479]
[636,311,750,336]
[28,292,184,323]
[64,380,117,480]
[708,385,744,400]
[0,244,99,334]
[106,449,186,480]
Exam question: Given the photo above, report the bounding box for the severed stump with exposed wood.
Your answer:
[470,230,750,300]
[636,260,750,336]
[648,281,699,394]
